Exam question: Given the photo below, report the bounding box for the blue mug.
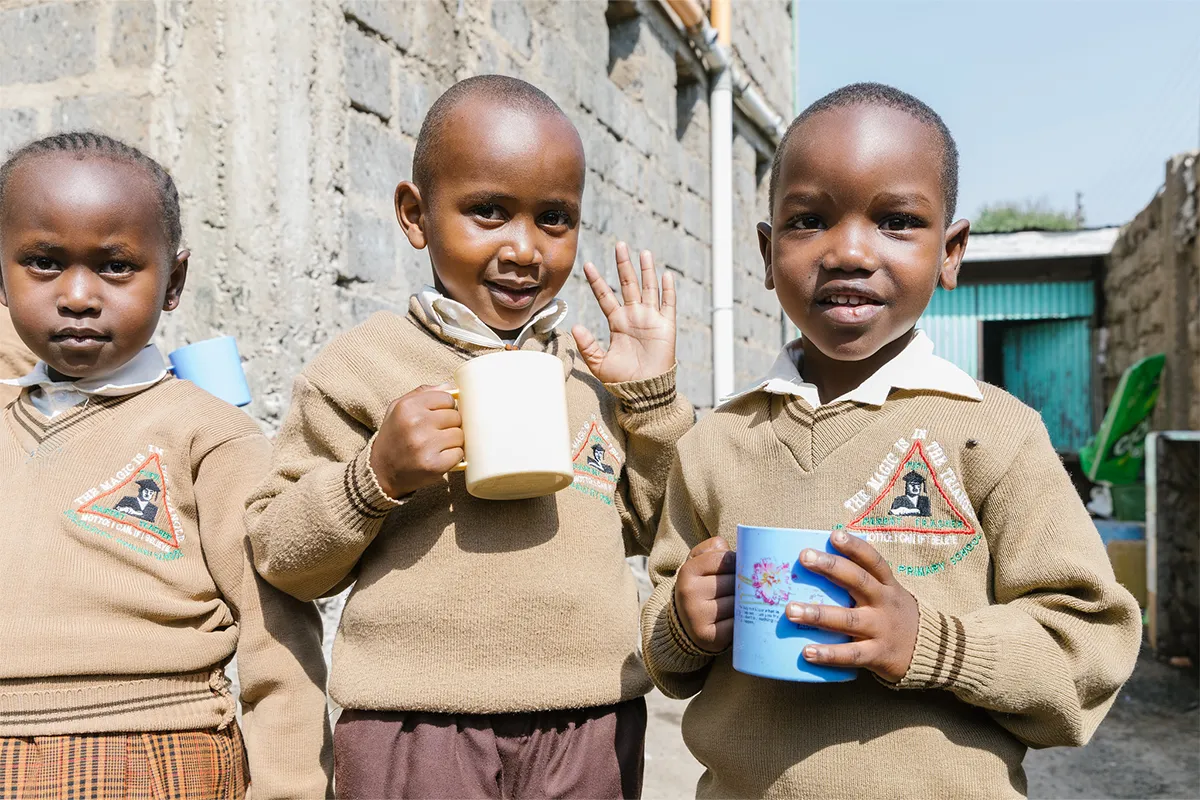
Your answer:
[733,525,857,683]
[168,336,252,407]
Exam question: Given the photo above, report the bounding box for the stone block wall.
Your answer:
[0,0,792,424]
[1104,151,1200,432]
[0,1,157,154]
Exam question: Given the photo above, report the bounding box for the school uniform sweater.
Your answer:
[0,309,35,381]
[643,338,1142,799]
[245,296,694,714]
[0,376,333,799]
[0,310,36,406]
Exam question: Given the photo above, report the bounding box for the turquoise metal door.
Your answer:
[1002,319,1092,452]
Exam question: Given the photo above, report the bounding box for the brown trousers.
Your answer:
[334,698,646,800]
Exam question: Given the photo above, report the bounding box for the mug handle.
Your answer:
[446,386,467,472]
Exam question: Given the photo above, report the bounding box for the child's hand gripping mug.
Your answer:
[448,350,575,500]
[168,336,252,407]
[733,525,859,683]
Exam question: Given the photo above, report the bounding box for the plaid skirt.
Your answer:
[0,725,246,800]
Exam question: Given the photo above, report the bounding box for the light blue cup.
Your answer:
[168,336,252,407]
[733,525,857,683]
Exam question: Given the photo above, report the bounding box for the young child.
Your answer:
[245,75,693,799]
[642,83,1142,799]
[0,132,332,799]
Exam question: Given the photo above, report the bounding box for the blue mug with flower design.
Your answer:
[733,525,858,683]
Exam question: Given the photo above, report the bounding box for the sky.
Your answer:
[797,0,1200,227]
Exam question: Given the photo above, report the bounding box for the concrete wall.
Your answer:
[0,0,793,424]
[1104,151,1200,432]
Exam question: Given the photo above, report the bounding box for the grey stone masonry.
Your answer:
[0,2,97,85]
[111,1,157,69]
[0,0,793,427]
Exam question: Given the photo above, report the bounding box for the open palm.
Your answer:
[572,242,677,385]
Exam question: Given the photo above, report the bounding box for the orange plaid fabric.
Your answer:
[0,725,246,800]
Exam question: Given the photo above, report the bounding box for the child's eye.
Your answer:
[470,204,506,222]
[881,214,924,231]
[99,261,136,275]
[539,210,572,228]
[791,214,825,230]
[24,256,60,272]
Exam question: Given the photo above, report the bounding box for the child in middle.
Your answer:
[246,75,694,799]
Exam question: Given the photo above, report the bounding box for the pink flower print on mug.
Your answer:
[752,559,791,606]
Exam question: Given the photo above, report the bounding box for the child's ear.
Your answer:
[163,249,189,312]
[938,219,970,291]
[395,181,427,250]
[757,221,774,290]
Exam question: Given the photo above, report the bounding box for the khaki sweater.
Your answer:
[643,385,1141,799]
[0,310,36,405]
[246,298,693,714]
[0,377,332,799]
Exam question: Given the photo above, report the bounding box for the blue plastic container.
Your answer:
[168,336,252,407]
[733,525,857,683]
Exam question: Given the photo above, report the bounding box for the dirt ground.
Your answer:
[643,653,1199,799]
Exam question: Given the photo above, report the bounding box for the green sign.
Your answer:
[1079,354,1166,484]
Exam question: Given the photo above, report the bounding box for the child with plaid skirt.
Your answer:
[0,133,332,798]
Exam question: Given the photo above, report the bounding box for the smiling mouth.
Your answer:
[815,293,885,323]
[485,281,541,310]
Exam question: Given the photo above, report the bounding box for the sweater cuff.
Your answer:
[605,366,679,415]
[891,599,997,694]
[644,587,718,676]
[344,434,407,519]
[668,594,727,658]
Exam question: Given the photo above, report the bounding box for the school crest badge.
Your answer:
[838,430,983,577]
[569,416,623,505]
[847,440,974,536]
[64,447,184,561]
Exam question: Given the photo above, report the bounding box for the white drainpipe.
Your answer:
[710,63,734,402]
[661,0,788,404]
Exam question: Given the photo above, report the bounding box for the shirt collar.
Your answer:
[415,286,569,349]
[719,330,983,409]
[1,344,169,415]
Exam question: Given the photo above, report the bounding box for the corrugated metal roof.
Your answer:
[962,226,1121,263]
[976,282,1095,320]
[919,282,1096,380]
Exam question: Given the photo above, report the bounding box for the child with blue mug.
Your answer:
[641,83,1141,799]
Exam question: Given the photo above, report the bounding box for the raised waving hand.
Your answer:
[572,241,676,384]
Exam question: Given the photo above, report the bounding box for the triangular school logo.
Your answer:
[848,440,975,535]
[75,453,182,550]
[569,417,623,505]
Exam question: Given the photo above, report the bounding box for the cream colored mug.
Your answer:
[448,350,575,500]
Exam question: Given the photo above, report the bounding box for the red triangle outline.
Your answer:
[572,420,619,489]
[77,453,181,549]
[848,440,975,535]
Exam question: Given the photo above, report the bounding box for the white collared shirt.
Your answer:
[416,286,569,349]
[0,344,169,418]
[720,330,983,409]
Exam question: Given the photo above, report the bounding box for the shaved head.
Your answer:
[412,75,571,196]
[770,82,959,225]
